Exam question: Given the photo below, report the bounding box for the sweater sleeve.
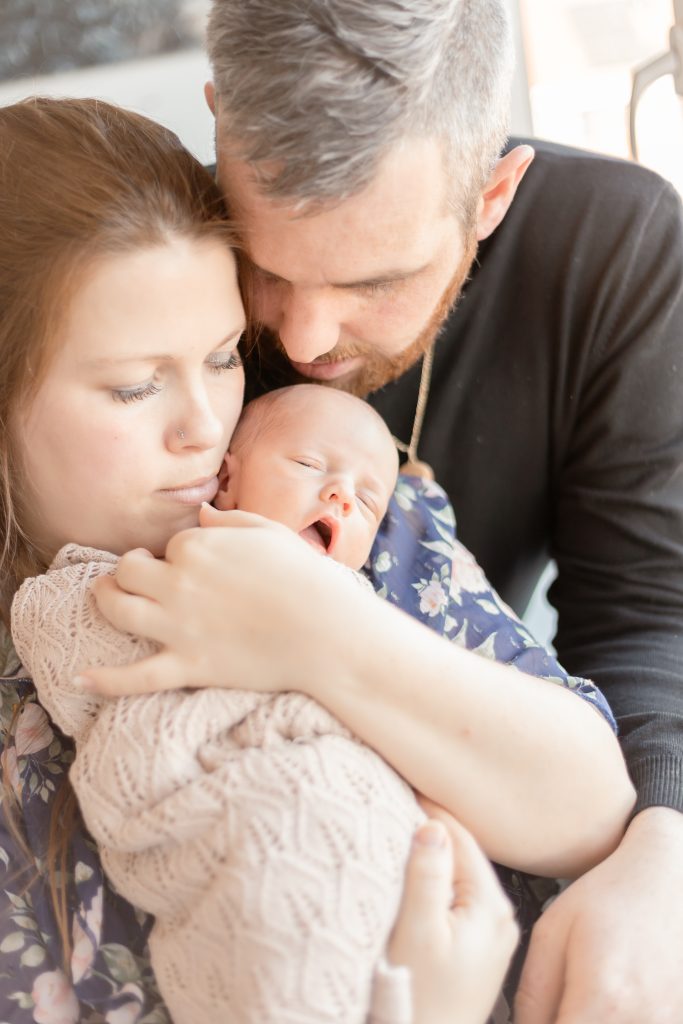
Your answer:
[548,175,683,815]
[10,545,157,743]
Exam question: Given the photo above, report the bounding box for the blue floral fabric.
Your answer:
[0,478,615,1021]
[369,476,615,728]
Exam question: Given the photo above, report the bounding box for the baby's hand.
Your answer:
[388,806,518,1024]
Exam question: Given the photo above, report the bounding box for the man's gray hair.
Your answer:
[207,0,514,222]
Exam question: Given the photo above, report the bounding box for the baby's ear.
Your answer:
[214,452,239,510]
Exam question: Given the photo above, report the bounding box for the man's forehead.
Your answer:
[217,137,458,280]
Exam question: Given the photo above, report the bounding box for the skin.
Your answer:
[19,237,246,560]
[217,387,399,571]
[80,93,682,1020]
[208,82,534,398]
[388,801,519,1024]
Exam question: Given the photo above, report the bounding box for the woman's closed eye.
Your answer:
[111,381,162,404]
[206,348,243,374]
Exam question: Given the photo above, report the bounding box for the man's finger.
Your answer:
[515,913,567,1024]
[92,574,166,643]
[74,650,187,698]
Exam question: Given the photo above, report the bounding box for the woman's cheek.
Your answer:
[215,370,246,442]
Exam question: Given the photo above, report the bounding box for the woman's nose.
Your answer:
[320,478,354,515]
[167,394,225,453]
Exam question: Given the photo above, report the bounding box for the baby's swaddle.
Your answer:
[12,545,422,1024]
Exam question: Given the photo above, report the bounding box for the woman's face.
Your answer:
[18,236,246,559]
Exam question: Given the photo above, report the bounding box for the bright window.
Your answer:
[519,0,683,193]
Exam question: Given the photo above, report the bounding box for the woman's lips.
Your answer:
[158,476,220,505]
[289,356,363,381]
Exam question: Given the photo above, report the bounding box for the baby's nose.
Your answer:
[321,479,353,515]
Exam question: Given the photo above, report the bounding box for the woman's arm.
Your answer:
[85,508,636,878]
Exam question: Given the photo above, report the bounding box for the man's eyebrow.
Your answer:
[336,266,428,290]
[253,263,428,289]
[84,325,246,367]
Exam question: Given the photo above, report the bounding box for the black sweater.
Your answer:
[370,139,683,817]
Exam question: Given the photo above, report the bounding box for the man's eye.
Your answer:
[206,350,243,374]
[357,280,396,298]
[255,267,284,286]
[111,382,162,404]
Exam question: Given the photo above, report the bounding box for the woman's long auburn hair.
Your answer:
[0,96,241,971]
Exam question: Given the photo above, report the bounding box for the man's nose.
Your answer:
[278,289,341,363]
[320,479,354,515]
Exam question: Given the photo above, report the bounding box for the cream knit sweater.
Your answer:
[12,545,422,1024]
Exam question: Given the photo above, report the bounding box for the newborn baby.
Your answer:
[215,383,399,569]
[12,385,423,1024]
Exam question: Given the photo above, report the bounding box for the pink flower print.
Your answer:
[31,970,79,1024]
[450,541,489,603]
[419,579,448,618]
[15,703,54,757]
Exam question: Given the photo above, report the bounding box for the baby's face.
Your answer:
[218,390,398,570]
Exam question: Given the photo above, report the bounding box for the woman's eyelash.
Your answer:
[110,350,241,403]
[206,350,243,373]
[112,382,162,404]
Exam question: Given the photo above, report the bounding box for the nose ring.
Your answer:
[177,428,185,440]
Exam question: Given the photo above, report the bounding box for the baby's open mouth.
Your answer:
[299,518,335,555]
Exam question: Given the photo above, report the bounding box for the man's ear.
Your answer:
[475,145,535,241]
[214,452,239,511]
[204,81,216,117]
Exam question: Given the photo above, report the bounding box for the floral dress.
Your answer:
[0,477,614,1023]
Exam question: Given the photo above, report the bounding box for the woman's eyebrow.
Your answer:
[84,326,246,367]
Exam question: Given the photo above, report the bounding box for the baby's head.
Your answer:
[216,385,399,570]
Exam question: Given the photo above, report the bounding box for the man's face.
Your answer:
[217,137,477,396]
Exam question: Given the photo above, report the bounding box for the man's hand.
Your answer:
[515,806,683,1024]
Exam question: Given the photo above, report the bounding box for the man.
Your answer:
[95,0,683,1020]
[203,2,683,1020]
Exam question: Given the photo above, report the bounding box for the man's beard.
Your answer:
[250,233,477,399]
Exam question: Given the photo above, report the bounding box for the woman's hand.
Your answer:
[384,802,518,1024]
[81,505,370,697]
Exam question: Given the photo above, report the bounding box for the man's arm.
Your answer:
[518,162,683,1024]
[549,172,683,814]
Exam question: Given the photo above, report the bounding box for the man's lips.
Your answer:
[158,475,220,505]
[299,515,339,555]
[289,356,363,381]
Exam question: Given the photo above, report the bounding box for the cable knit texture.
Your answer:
[12,544,422,1024]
